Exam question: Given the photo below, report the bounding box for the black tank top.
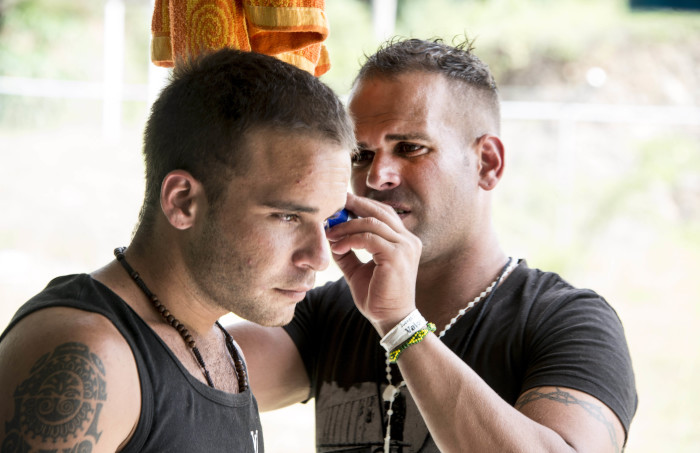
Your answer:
[1,274,265,452]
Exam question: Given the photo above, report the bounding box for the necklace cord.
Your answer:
[113,247,248,392]
[461,257,514,349]
[381,257,518,452]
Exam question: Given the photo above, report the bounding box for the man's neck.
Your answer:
[94,241,226,338]
[92,243,243,391]
[414,241,508,331]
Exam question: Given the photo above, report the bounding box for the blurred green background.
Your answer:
[1,0,699,451]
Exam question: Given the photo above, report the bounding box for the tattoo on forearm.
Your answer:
[2,342,107,453]
[515,387,620,453]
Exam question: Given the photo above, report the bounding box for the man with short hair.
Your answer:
[0,48,355,452]
[232,38,637,453]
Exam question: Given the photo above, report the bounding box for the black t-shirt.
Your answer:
[1,274,264,453]
[284,260,637,452]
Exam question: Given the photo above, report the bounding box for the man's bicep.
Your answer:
[229,321,310,411]
[515,386,626,453]
[0,309,140,452]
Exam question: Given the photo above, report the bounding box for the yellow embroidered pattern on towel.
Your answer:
[151,0,330,76]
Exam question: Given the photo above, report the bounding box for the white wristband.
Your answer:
[380,309,427,352]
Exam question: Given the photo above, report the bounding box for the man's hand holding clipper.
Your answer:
[324,192,422,336]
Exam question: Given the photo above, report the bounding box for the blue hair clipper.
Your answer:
[324,208,353,230]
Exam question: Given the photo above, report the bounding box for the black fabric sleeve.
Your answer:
[521,286,638,437]
[282,291,318,400]
[282,278,352,398]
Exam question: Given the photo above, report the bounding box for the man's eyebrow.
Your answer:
[263,201,319,214]
[357,133,432,149]
[386,132,431,142]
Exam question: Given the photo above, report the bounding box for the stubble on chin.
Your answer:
[228,294,298,327]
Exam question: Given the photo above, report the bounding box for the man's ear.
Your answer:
[476,134,505,191]
[160,170,205,230]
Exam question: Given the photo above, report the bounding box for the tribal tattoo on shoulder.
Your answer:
[2,342,107,453]
[515,387,621,453]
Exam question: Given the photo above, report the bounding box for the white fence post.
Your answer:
[103,0,125,140]
[372,0,397,42]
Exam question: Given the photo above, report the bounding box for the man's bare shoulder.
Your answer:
[0,306,141,452]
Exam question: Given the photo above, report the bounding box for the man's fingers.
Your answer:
[330,248,365,280]
[327,215,402,248]
[343,193,406,231]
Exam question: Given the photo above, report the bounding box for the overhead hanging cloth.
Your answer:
[151,0,330,76]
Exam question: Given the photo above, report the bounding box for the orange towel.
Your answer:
[151,0,330,76]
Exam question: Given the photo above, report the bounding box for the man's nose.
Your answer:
[365,153,401,191]
[292,223,331,271]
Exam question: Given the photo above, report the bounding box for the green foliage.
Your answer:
[322,0,376,94]
[0,0,103,79]
[586,132,700,232]
[392,0,699,83]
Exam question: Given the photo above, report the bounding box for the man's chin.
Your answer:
[252,304,298,328]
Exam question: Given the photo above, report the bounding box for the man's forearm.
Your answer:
[395,334,619,453]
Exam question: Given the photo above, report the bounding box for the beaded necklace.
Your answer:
[381,257,518,453]
[114,247,248,392]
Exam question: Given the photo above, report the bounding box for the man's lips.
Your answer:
[378,201,411,217]
[275,287,313,300]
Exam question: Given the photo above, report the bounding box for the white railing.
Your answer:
[0,76,147,101]
[501,101,700,125]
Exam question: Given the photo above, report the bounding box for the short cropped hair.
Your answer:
[140,48,355,231]
[352,37,500,134]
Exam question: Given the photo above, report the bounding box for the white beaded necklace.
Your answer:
[381,257,519,453]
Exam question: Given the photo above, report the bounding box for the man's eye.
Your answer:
[351,150,374,166]
[396,142,427,155]
[276,214,300,223]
